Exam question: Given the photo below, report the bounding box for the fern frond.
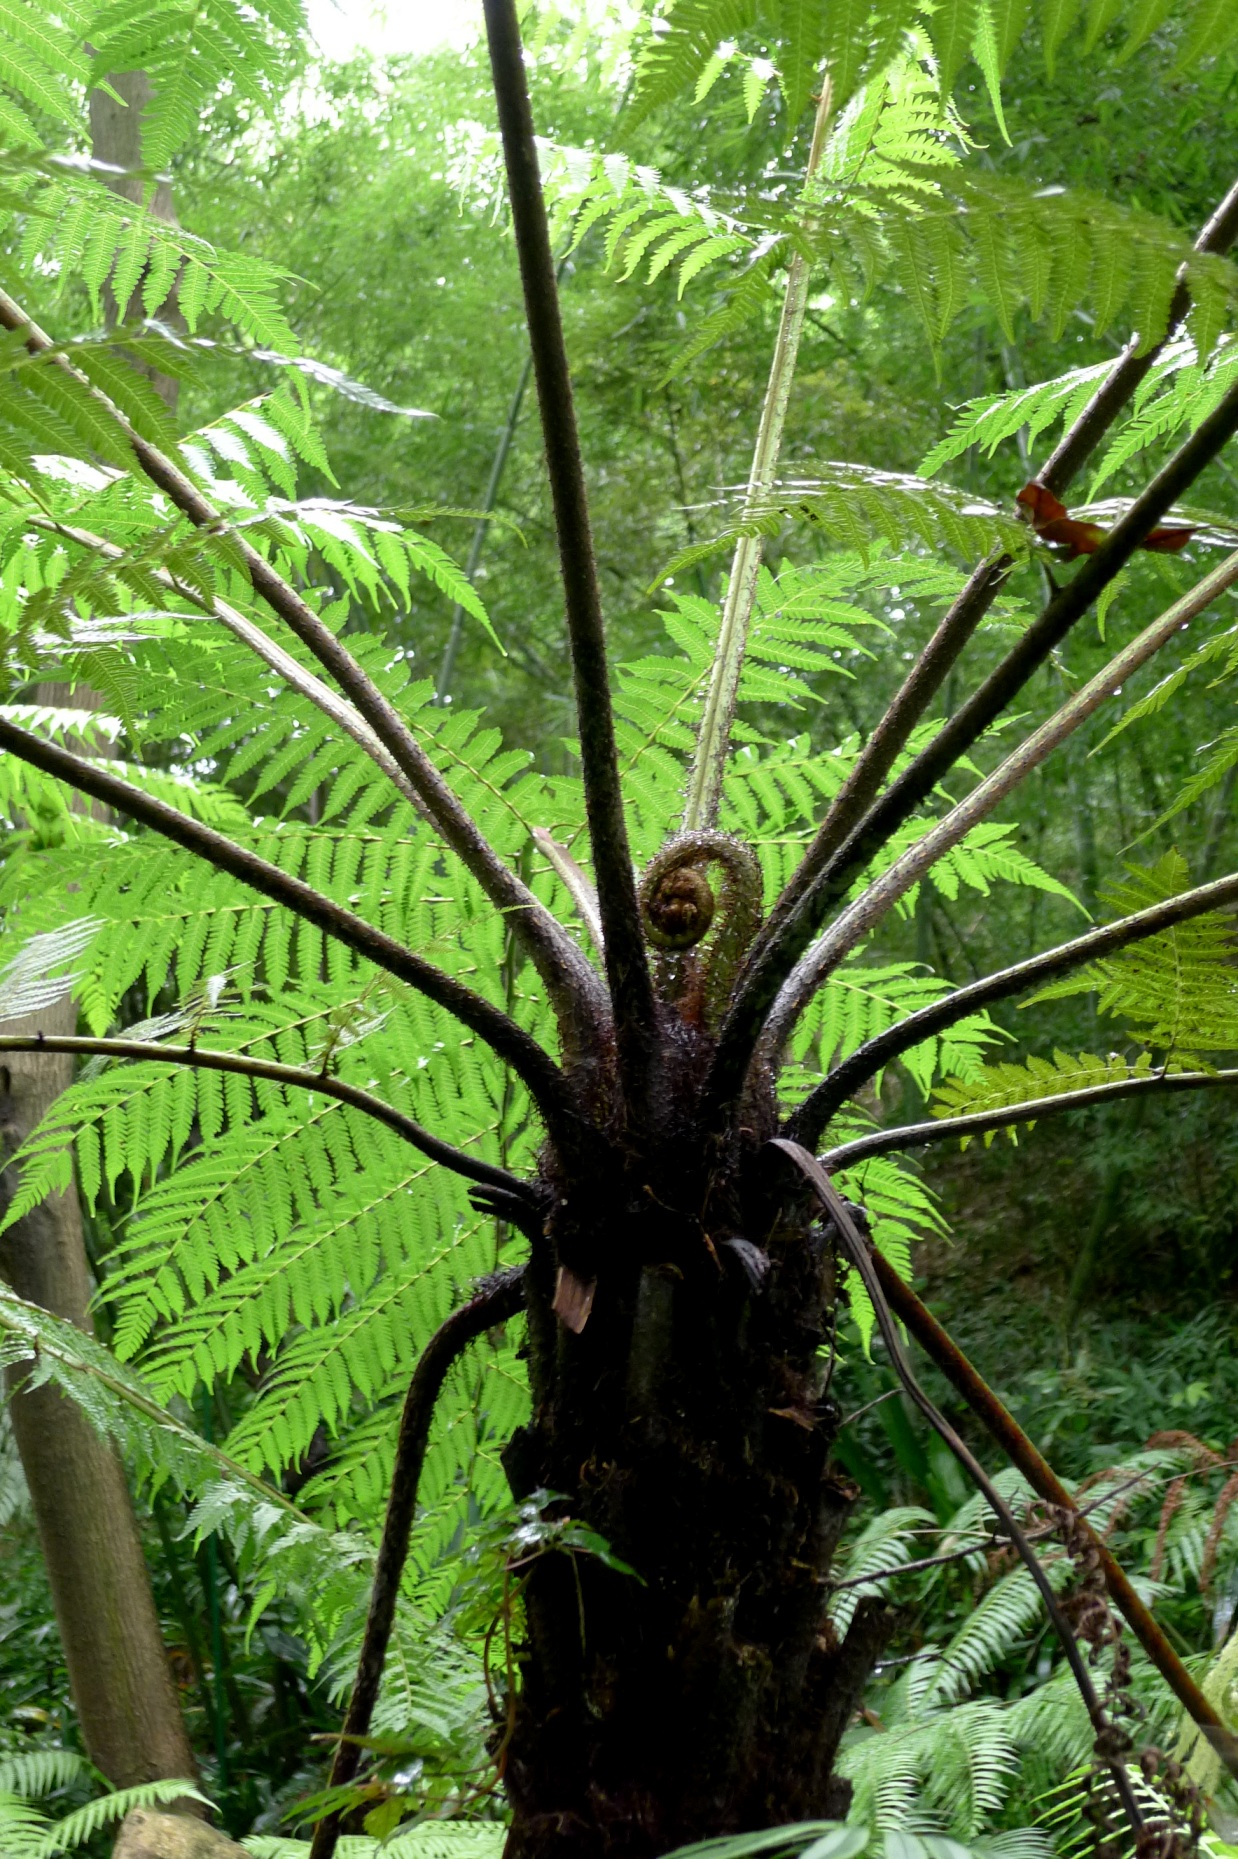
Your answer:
[823,178,1237,360]
[0,915,99,1019]
[829,1505,938,1632]
[658,470,1029,586]
[924,336,1238,488]
[86,0,306,168]
[1030,851,1238,1061]
[0,0,87,147]
[0,1752,89,1803]
[921,358,1117,475]
[19,178,299,350]
[930,1049,1162,1144]
[37,1780,211,1856]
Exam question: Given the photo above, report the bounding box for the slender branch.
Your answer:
[820,1068,1238,1169]
[0,713,583,1143]
[0,290,606,1053]
[34,518,430,820]
[863,1241,1238,1782]
[830,1523,1062,1588]
[309,1267,528,1859]
[772,1140,1145,1838]
[0,1034,531,1198]
[744,174,1238,985]
[481,0,656,1125]
[682,76,835,831]
[760,545,1238,1056]
[710,364,1238,1126]
[790,866,1238,1148]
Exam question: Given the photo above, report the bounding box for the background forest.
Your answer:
[0,0,1237,1855]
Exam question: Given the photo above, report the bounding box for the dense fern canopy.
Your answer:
[0,0,1235,1849]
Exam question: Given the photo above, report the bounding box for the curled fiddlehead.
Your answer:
[639,832,762,1027]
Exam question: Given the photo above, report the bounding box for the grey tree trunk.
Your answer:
[0,1016,199,1785]
[0,68,200,1790]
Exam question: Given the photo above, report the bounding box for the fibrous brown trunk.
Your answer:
[498,1021,890,1858]
[0,1004,199,1785]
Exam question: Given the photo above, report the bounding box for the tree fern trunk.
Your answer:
[497,1082,890,1856]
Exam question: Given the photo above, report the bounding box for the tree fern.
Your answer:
[0,528,1072,1568]
[0,0,1235,1837]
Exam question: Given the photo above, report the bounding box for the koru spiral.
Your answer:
[638,832,762,1024]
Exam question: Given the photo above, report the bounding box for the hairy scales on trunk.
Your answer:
[497,840,889,1858]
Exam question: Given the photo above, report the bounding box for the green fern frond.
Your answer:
[629,0,1236,129]
[631,0,976,122]
[1088,335,1238,494]
[246,1834,507,1859]
[920,358,1116,475]
[0,0,88,146]
[0,1752,88,1804]
[37,1781,211,1856]
[18,177,299,349]
[1030,851,1238,1061]
[86,0,306,168]
[0,915,99,1019]
[829,1505,938,1632]
[924,334,1238,486]
[629,0,761,124]
[657,470,1029,587]
[819,178,1237,360]
[930,1048,1161,1143]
